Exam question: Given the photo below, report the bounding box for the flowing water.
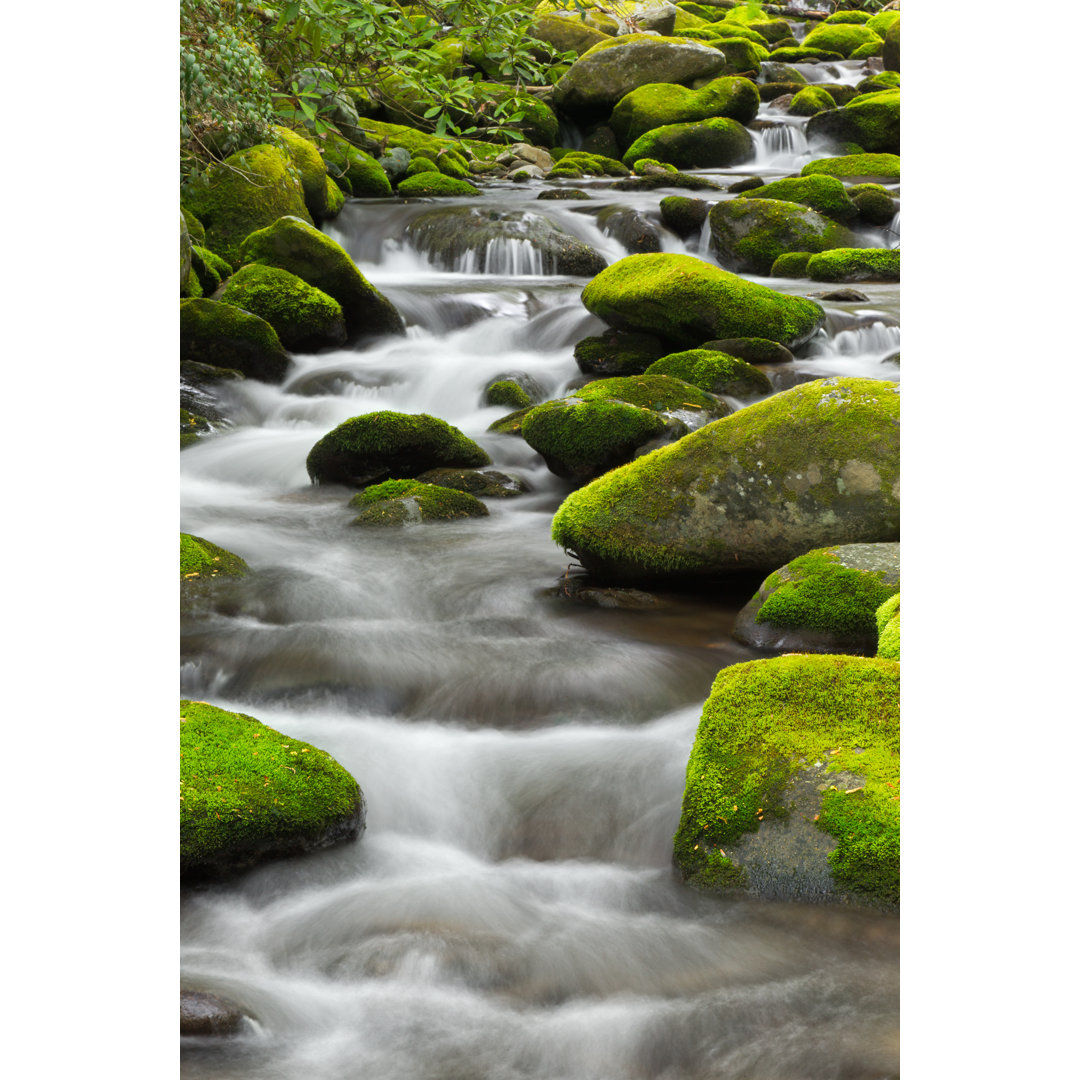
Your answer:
[181,80,900,1079]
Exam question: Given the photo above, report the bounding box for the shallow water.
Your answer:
[182,71,900,1079]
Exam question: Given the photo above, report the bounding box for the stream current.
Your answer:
[181,58,900,1080]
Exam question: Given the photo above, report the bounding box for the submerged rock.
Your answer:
[673,654,899,910]
[180,990,246,1037]
[180,700,365,881]
[581,254,825,350]
[550,377,899,582]
[733,541,900,654]
[306,411,491,487]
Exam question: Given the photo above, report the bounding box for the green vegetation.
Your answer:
[349,479,489,524]
[876,593,901,660]
[397,172,481,197]
[770,251,812,277]
[181,533,248,580]
[801,22,883,58]
[644,349,772,398]
[806,248,900,283]
[738,175,859,223]
[802,153,900,182]
[672,654,899,906]
[485,379,533,409]
[788,85,837,118]
[180,700,363,879]
[180,298,291,383]
[622,116,754,170]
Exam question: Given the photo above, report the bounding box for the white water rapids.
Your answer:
[181,87,900,1080]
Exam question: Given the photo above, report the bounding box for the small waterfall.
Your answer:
[885,210,900,249]
[752,123,810,170]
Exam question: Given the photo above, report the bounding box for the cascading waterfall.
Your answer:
[182,64,899,1080]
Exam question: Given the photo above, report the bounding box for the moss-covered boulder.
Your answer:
[274,126,330,220]
[551,34,728,119]
[190,245,232,296]
[322,134,393,197]
[699,337,794,366]
[404,207,607,275]
[547,151,630,179]
[349,479,489,526]
[609,76,759,150]
[414,467,528,498]
[875,592,900,660]
[801,153,900,183]
[673,654,898,908]
[180,700,365,881]
[806,90,900,155]
[550,376,899,582]
[738,175,859,224]
[801,22,882,58]
[622,116,753,169]
[581,253,826,349]
[574,330,669,377]
[849,185,898,227]
[807,248,900,283]
[596,206,662,255]
[788,85,837,117]
[659,195,711,238]
[180,299,291,383]
[522,374,727,480]
[531,12,613,54]
[181,144,312,269]
[711,36,765,77]
[396,172,481,198]
[218,265,347,352]
[484,379,533,410]
[733,542,900,654]
[770,251,813,278]
[306,411,491,487]
[238,216,405,340]
[709,198,858,276]
[180,533,248,613]
[883,17,900,72]
[645,348,772,398]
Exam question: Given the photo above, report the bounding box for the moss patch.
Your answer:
[349,479,489,525]
[645,348,772,398]
[738,175,859,223]
[180,700,364,880]
[801,153,900,182]
[181,533,248,580]
[807,248,900,283]
[397,172,481,197]
[673,654,899,907]
[876,593,900,660]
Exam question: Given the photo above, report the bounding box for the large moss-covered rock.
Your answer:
[806,90,900,155]
[182,144,312,269]
[551,34,727,119]
[218,265,347,352]
[609,76,759,149]
[180,299,291,383]
[404,207,607,275]
[733,542,900,654]
[530,13,613,54]
[550,376,900,582]
[807,247,900,283]
[850,185,898,227]
[581,253,826,349]
[802,153,900,183]
[397,172,481,198]
[659,195,710,238]
[274,125,330,220]
[306,411,491,487]
[709,198,858,276]
[349,479,489,526]
[738,175,859,223]
[875,592,900,660]
[522,375,727,480]
[622,116,753,169]
[788,85,837,117]
[801,22,882,58]
[644,348,772,398]
[883,18,900,72]
[180,700,365,881]
[238,216,405,339]
[672,654,899,908]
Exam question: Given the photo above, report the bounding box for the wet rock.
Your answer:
[737,175,859,223]
[622,116,754,170]
[727,175,765,194]
[378,146,411,182]
[180,990,245,1037]
[415,467,529,498]
[709,198,858,276]
[595,206,662,254]
[536,188,592,200]
[812,288,871,302]
[483,372,545,409]
[350,480,490,526]
[181,299,291,383]
[181,700,365,881]
[513,144,555,171]
[405,207,606,275]
[733,542,900,654]
[574,329,669,377]
[806,89,900,155]
[673,654,899,910]
[645,348,772,398]
[553,575,659,609]
[700,337,795,366]
[807,248,900,283]
[551,377,899,582]
[530,13,612,55]
[580,125,621,160]
[659,196,710,238]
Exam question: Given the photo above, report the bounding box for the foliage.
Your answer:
[181,0,573,181]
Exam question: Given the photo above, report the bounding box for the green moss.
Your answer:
[485,379,533,409]
[322,134,393,197]
[672,654,899,906]
[190,245,232,295]
[739,174,858,223]
[807,247,900,283]
[788,85,837,117]
[348,117,502,162]
[623,116,753,170]
[548,151,630,179]
[487,405,532,436]
[180,533,248,579]
[307,410,491,487]
[857,71,900,95]
[633,158,677,175]
[218,264,346,352]
[273,125,329,219]
[850,185,897,226]
[181,268,204,299]
[574,373,720,412]
[397,172,481,197]
[609,76,759,149]
[709,198,857,276]
[802,153,900,182]
[436,148,471,179]
[807,89,899,155]
[181,298,291,382]
[405,155,439,177]
[180,700,363,879]
[182,144,312,269]
[770,251,812,277]
[766,46,844,64]
[521,398,668,479]
[875,593,900,660]
[824,11,872,25]
[849,41,882,60]
[348,479,489,525]
[755,547,899,638]
[181,409,211,448]
[713,36,764,76]
[182,206,206,246]
[574,331,668,377]
[645,349,772,398]
[580,253,826,349]
[659,195,710,238]
[801,23,882,58]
